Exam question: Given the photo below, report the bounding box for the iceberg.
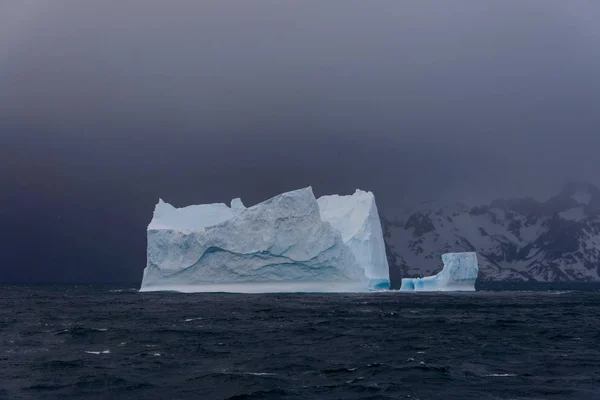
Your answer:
[399,252,479,292]
[318,190,390,289]
[140,187,390,293]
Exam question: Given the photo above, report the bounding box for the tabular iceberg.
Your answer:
[399,252,479,292]
[140,187,389,293]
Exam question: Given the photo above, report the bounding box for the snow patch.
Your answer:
[571,191,591,205]
[558,207,586,221]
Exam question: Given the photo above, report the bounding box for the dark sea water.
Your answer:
[1,286,600,399]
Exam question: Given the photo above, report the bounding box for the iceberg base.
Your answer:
[139,281,370,294]
[368,278,391,291]
[400,277,476,292]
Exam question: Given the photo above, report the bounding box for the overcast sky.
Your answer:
[2,1,600,282]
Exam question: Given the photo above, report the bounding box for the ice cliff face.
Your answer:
[318,190,390,289]
[141,187,389,292]
[400,252,478,292]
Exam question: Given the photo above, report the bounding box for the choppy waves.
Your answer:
[1,286,599,399]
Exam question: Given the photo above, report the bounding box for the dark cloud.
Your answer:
[2,1,600,282]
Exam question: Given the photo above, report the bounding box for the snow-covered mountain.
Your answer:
[382,182,600,285]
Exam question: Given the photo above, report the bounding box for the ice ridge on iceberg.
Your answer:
[399,252,479,292]
[140,187,389,293]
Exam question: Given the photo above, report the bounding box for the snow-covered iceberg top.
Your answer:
[399,252,479,292]
[148,199,235,231]
[140,187,389,293]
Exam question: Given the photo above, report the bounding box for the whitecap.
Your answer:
[85,350,110,355]
[346,377,364,384]
[245,372,276,376]
[485,373,516,377]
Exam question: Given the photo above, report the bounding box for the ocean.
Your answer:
[1,286,599,399]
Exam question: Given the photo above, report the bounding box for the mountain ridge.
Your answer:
[383,181,600,287]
